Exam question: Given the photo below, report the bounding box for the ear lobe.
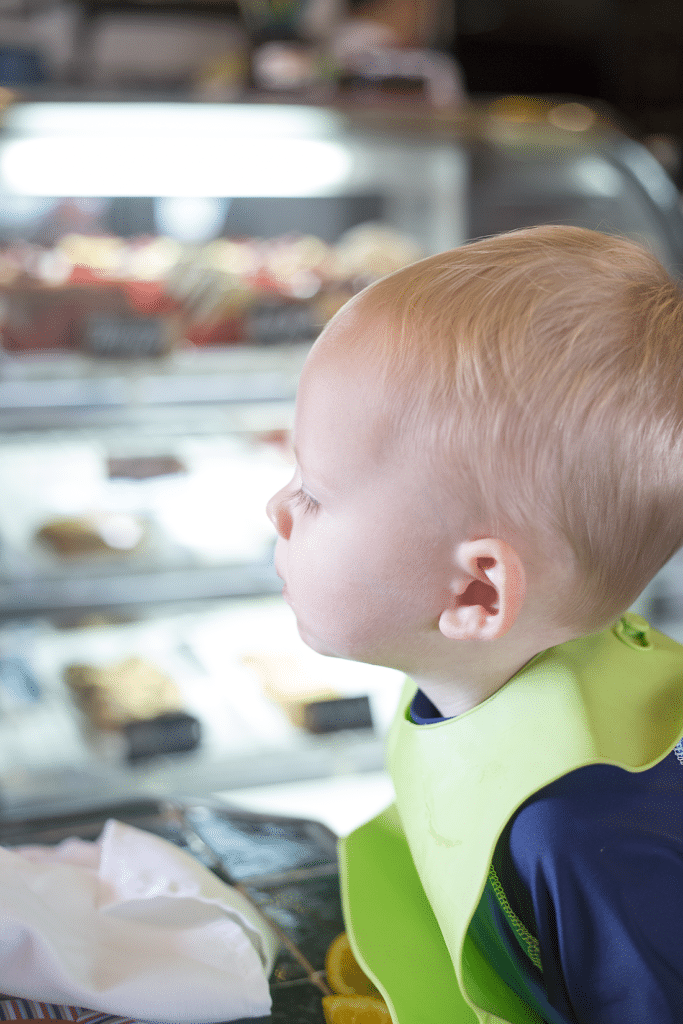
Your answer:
[439,538,526,642]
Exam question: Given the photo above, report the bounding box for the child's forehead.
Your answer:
[302,308,384,391]
[313,293,382,351]
[295,329,412,471]
[297,340,387,436]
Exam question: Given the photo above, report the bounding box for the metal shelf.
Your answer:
[0,557,281,620]
[0,342,310,427]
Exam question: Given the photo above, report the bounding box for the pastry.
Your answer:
[36,513,146,556]
[242,652,338,728]
[65,655,183,730]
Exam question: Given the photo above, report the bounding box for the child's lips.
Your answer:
[275,567,290,601]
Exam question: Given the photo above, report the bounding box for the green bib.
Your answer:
[339,614,683,1024]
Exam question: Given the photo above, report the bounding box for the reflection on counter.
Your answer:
[0,794,347,1024]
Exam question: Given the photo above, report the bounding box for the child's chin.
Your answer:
[295,621,346,661]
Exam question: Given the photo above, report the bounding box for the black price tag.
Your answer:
[84,314,167,358]
[246,300,315,345]
[124,712,202,761]
[302,695,374,734]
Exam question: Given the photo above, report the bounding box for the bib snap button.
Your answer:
[613,612,652,649]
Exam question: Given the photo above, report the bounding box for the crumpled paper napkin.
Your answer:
[0,818,278,1022]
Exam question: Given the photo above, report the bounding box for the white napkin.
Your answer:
[0,819,278,1022]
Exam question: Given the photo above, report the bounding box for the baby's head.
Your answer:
[269,226,683,672]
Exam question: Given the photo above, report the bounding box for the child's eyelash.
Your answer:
[292,487,320,513]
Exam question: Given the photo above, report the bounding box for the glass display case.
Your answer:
[0,97,467,816]
[0,94,681,819]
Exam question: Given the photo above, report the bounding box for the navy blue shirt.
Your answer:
[410,689,683,1023]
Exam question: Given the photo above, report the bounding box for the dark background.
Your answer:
[451,0,683,140]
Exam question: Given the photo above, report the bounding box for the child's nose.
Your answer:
[266,489,293,540]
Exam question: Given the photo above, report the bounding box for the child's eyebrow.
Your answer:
[293,445,331,492]
[292,444,312,478]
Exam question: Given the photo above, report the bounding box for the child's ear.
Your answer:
[439,538,526,642]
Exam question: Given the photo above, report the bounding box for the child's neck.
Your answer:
[413,624,576,718]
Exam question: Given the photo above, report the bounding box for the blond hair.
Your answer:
[345,225,683,632]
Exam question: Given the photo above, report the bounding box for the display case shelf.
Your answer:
[0,343,308,428]
[0,558,280,620]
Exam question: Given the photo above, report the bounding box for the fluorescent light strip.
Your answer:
[0,136,354,197]
[4,103,341,138]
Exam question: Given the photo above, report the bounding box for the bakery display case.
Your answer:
[0,94,681,817]
[0,97,463,815]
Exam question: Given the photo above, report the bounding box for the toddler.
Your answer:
[267,225,683,1023]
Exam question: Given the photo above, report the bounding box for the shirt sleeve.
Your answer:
[506,759,683,1024]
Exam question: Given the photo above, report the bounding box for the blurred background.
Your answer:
[0,0,680,835]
